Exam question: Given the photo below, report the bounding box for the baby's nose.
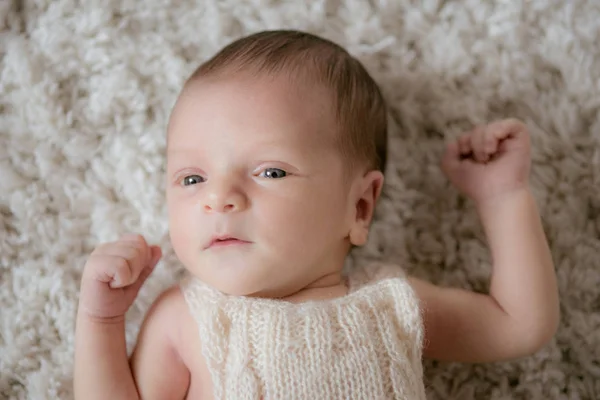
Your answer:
[203,187,247,213]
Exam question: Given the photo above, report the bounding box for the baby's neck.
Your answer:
[281,272,349,303]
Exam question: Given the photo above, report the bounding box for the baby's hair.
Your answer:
[187,30,388,174]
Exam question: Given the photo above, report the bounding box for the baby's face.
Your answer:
[166,75,356,297]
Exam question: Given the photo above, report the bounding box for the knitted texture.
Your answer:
[181,264,426,399]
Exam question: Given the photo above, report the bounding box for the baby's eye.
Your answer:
[181,175,205,186]
[259,168,287,179]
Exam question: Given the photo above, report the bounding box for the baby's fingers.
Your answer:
[105,254,138,288]
[125,246,162,293]
[119,234,152,264]
[457,133,473,157]
[91,238,151,288]
[477,119,529,160]
[486,118,530,151]
[109,239,161,288]
[470,125,494,162]
[486,118,527,140]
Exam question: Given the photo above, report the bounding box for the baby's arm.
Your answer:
[409,120,559,363]
[75,287,189,400]
[74,234,161,399]
[74,235,189,399]
[410,190,559,362]
[74,313,140,398]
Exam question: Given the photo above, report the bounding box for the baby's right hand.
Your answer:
[78,234,162,321]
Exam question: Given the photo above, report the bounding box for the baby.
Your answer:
[74,30,560,399]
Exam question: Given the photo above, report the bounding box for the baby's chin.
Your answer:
[209,278,268,297]
[186,260,284,298]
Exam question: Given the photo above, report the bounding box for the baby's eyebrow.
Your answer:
[166,147,203,157]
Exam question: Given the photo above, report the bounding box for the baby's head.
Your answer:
[166,30,387,298]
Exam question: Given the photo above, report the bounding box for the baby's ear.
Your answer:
[348,170,384,246]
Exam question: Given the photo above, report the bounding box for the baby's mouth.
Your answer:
[206,236,250,249]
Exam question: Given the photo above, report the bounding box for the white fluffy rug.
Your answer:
[1,0,599,399]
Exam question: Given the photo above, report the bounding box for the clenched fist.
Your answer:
[78,234,162,321]
[441,118,532,205]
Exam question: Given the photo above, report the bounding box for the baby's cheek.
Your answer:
[275,198,335,246]
[169,211,197,255]
[255,201,302,245]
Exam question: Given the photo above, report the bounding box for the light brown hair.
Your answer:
[187,30,388,173]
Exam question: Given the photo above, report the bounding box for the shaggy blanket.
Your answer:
[1,0,599,399]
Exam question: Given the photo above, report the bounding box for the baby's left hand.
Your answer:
[441,118,532,205]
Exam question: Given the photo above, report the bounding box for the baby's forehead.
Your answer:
[170,74,337,130]
[168,89,338,154]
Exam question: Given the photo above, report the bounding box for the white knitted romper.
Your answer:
[180,263,427,400]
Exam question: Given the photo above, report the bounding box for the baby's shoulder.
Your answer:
[140,284,201,362]
[140,285,188,342]
[148,284,188,317]
[347,261,410,288]
[347,262,420,308]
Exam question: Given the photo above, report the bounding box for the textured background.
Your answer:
[1,0,599,399]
